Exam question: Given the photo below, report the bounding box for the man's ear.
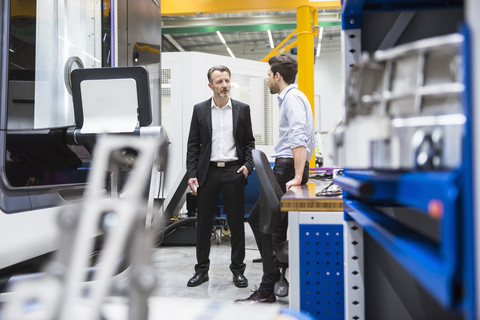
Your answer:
[275,72,281,81]
[208,82,213,90]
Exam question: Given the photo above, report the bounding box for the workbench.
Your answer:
[284,179,364,320]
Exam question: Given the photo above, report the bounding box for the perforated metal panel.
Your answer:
[299,224,344,319]
[289,211,364,319]
[262,78,273,145]
[161,69,171,97]
[344,221,364,320]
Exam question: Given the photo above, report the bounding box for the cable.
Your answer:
[310,173,333,180]
[155,217,197,246]
[315,181,342,197]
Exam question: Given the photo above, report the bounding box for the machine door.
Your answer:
[3,0,103,212]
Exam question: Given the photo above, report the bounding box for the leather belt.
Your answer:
[274,157,294,165]
[274,158,309,166]
[210,161,239,168]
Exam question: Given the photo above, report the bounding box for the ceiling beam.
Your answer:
[161,13,340,28]
[162,21,340,35]
[161,0,341,16]
[162,15,299,28]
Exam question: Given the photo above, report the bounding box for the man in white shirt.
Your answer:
[186,65,255,288]
[236,54,314,304]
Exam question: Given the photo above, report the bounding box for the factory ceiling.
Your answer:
[161,9,342,61]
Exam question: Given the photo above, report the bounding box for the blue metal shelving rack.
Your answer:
[338,0,476,319]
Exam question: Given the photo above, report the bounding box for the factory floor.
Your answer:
[150,222,289,306]
[0,224,297,320]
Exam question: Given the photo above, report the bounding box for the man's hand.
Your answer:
[188,177,199,195]
[287,146,307,191]
[285,177,302,191]
[237,165,249,179]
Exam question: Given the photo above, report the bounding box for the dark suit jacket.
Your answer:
[186,98,255,186]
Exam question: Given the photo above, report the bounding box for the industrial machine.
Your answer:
[0,134,169,320]
[0,0,162,281]
[336,0,477,319]
[341,33,464,171]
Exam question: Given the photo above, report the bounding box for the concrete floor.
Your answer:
[0,223,297,320]
[151,222,289,306]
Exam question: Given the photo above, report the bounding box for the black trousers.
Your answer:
[247,161,309,296]
[195,164,246,275]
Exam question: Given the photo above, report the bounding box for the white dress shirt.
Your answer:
[210,98,238,162]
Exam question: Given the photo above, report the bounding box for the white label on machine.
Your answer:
[80,78,138,133]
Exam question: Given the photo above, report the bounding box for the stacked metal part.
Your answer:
[339,33,465,171]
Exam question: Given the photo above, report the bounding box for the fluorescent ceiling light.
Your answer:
[164,34,185,52]
[217,30,235,58]
[316,26,324,57]
[267,30,274,49]
[216,31,226,44]
[226,47,236,59]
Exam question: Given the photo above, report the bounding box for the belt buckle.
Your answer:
[217,162,226,167]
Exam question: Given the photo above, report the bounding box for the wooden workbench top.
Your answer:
[280,179,343,212]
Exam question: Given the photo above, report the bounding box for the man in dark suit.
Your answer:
[186,65,255,288]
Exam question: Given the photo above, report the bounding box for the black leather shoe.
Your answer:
[233,274,248,288]
[234,290,276,304]
[187,272,209,287]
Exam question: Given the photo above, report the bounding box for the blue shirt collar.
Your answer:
[278,84,298,103]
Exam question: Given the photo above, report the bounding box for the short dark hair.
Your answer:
[268,54,298,84]
[207,65,231,83]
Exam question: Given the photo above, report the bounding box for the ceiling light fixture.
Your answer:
[216,30,235,58]
[316,26,324,57]
[267,30,274,49]
[216,30,226,44]
[316,43,322,57]
[226,47,236,59]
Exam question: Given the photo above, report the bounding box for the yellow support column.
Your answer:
[297,5,317,168]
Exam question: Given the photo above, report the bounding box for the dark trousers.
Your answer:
[247,161,309,296]
[195,164,246,275]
